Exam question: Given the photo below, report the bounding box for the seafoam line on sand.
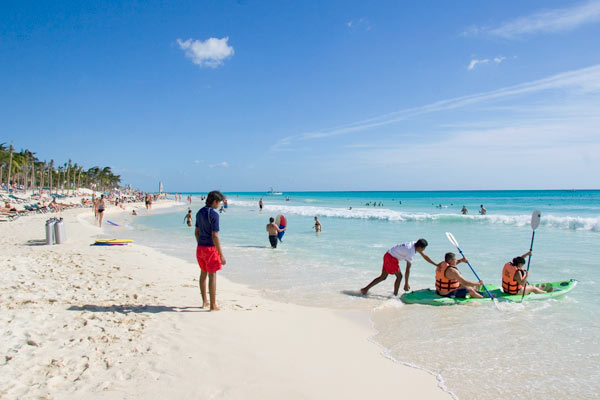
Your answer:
[366,298,459,400]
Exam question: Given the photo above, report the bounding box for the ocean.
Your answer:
[108,190,599,399]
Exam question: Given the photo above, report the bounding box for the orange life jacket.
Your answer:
[502,262,524,294]
[435,262,460,295]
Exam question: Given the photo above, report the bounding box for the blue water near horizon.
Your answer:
[112,190,599,399]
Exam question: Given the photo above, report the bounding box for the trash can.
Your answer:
[54,218,66,244]
[45,219,56,245]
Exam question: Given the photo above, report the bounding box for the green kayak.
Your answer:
[400,280,577,306]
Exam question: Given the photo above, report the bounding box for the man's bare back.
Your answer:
[266,222,281,235]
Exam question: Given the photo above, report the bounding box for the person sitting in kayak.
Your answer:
[435,252,484,298]
[502,253,550,295]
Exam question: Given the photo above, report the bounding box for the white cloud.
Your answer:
[176,37,234,68]
[209,161,229,168]
[468,58,489,70]
[469,56,506,70]
[470,0,600,39]
[346,18,372,31]
[271,64,600,150]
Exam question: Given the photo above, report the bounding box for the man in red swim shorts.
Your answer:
[360,239,436,296]
[195,190,226,311]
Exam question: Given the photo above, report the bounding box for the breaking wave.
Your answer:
[228,200,600,232]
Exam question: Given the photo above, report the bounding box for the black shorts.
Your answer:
[438,288,469,298]
[269,235,278,248]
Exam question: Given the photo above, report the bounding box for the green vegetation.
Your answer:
[0,142,121,193]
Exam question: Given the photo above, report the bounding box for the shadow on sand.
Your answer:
[67,304,206,314]
[340,290,392,301]
[26,239,48,246]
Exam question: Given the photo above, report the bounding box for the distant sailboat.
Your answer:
[267,187,283,195]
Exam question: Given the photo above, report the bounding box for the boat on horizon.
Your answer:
[267,187,283,195]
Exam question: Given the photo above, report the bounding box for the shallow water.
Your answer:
[110,191,600,399]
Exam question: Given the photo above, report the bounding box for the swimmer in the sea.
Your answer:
[184,209,193,227]
[314,216,322,232]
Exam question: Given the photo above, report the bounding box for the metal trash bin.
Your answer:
[45,219,56,245]
[54,218,66,244]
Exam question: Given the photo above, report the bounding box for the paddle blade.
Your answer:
[446,232,459,248]
[531,210,541,230]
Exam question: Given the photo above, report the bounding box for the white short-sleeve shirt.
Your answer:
[388,241,416,262]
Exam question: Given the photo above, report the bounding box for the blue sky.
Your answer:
[2,0,600,191]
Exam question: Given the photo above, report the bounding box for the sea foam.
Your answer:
[228,200,600,232]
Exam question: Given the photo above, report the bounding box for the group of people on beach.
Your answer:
[359,239,549,298]
[193,191,545,311]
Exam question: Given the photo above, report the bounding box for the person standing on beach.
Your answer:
[259,198,263,211]
[97,195,106,228]
[435,252,484,299]
[92,195,98,221]
[266,217,285,248]
[361,239,436,296]
[195,191,226,311]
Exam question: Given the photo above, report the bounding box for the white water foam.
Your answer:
[228,200,600,232]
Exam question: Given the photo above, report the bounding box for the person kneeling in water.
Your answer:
[435,252,484,298]
[502,253,550,295]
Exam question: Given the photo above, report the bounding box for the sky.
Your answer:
[1,0,600,192]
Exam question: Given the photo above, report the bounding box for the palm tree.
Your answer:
[71,162,78,192]
[66,159,72,194]
[6,143,13,192]
[21,149,35,191]
[0,142,7,187]
[48,160,54,194]
[38,161,46,194]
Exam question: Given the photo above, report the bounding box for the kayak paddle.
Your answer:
[520,210,541,303]
[446,232,500,310]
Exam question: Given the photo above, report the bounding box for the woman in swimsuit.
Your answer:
[184,209,193,227]
[97,195,106,227]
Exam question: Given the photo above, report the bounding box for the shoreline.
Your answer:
[1,203,452,399]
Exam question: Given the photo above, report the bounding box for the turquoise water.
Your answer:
[111,191,599,399]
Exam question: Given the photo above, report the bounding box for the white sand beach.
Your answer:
[0,202,451,399]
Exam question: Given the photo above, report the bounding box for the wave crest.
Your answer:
[227,200,600,232]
